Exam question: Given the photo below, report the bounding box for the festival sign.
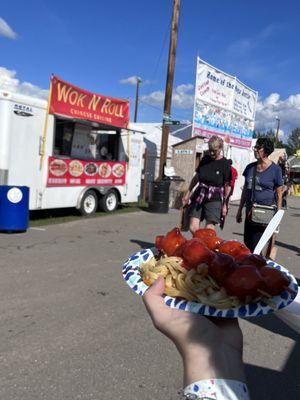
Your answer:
[193,58,258,148]
[47,157,126,187]
[49,76,129,129]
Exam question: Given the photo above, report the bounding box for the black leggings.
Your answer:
[244,217,266,253]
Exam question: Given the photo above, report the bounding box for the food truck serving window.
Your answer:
[53,119,119,161]
[54,121,75,157]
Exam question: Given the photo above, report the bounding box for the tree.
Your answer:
[253,129,275,139]
[287,128,300,153]
[253,129,285,148]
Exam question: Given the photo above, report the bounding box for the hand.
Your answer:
[143,277,245,385]
[236,209,242,223]
[182,193,190,207]
[222,203,228,217]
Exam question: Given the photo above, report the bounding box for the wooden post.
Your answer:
[266,233,277,260]
[142,148,149,202]
[158,0,181,180]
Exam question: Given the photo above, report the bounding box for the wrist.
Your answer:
[183,348,217,385]
[182,345,246,386]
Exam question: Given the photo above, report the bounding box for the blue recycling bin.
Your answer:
[0,186,29,232]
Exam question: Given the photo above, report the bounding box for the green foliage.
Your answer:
[287,128,300,153]
[253,129,275,139]
[253,128,300,155]
[253,124,300,157]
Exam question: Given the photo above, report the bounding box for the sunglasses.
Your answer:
[253,146,263,151]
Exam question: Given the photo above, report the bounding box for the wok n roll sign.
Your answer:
[49,76,129,129]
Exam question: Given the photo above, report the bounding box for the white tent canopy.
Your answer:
[129,122,183,157]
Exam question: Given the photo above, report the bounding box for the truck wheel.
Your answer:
[79,190,98,216]
[99,190,118,212]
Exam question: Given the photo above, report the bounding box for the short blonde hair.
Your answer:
[208,135,223,150]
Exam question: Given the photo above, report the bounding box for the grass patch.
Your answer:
[29,203,147,227]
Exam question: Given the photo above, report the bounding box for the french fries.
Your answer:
[140,255,267,310]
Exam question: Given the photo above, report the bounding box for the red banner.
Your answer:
[49,76,129,129]
[47,157,126,187]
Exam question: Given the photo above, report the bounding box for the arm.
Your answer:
[236,183,247,223]
[182,173,198,206]
[221,183,232,216]
[223,183,232,209]
[222,162,233,215]
[276,186,283,209]
[275,166,283,209]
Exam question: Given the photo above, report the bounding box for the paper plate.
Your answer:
[122,248,299,318]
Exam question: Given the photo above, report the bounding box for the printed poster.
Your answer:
[193,58,258,148]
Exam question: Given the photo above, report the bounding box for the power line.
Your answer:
[139,99,163,112]
[139,98,192,121]
[149,13,172,82]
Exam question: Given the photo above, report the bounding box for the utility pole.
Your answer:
[158,0,181,180]
[275,116,280,143]
[134,77,141,123]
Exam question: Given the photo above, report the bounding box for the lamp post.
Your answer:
[134,77,141,123]
[275,116,280,143]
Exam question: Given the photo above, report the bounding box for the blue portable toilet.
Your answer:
[0,186,29,232]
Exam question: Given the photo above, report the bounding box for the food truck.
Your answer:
[289,150,300,196]
[0,76,143,215]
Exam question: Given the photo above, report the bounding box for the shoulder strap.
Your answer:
[251,163,257,204]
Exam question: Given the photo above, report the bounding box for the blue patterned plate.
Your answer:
[122,248,298,318]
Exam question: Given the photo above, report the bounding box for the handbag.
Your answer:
[250,203,276,226]
[249,164,276,226]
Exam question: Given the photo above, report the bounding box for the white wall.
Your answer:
[227,145,255,201]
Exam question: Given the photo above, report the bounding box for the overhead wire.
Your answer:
[138,4,193,124]
[139,98,192,122]
[149,13,172,83]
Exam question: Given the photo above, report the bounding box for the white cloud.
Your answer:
[0,17,17,39]
[255,93,300,136]
[227,24,284,57]
[119,76,142,85]
[141,83,194,109]
[119,75,153,85]
[0,67,48,99]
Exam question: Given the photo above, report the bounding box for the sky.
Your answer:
[1,0,300,139]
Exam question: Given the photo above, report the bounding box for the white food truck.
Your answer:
[0,77,143,215]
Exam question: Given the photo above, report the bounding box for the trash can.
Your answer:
[149,180,171,214]
[0,186,29,232]
[168,176,185,209]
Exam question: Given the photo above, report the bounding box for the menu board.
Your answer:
[47,157,126,187]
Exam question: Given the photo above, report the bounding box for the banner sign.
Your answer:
[193,58,258,148]
[47,157,126,187]
[49,76,129,129]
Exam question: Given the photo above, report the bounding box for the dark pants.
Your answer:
[282,190,287,208]
[244,217,266,253]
